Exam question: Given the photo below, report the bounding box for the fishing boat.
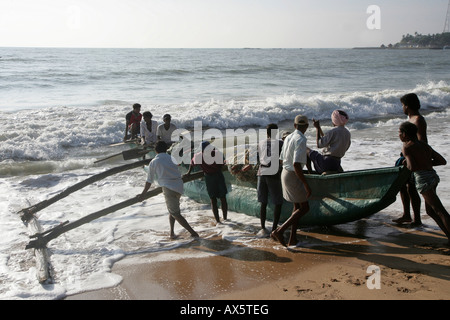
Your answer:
[179,165,411,226]
[98,139,410,227]
[19,139,410,282]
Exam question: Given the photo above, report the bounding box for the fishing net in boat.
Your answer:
[226,147,259,184]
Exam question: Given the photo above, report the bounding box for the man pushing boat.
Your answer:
[271,115,312,247]
[138,141,199,239]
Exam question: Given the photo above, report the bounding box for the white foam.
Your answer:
[1,81,449,164]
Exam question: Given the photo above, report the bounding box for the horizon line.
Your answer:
[0,46,361,50]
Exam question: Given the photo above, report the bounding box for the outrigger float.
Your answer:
[18,140,410,283]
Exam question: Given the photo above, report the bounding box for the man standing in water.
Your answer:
[271,115,312,247]
[140,111,158,146]
[393,93,428,226]
[138,141,199,239]
[399,122,449,243]
[157,114,177,147]
[257,123,284,235]
[185,141,228,224]
[124,103,142,141]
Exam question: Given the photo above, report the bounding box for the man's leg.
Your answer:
[210,198,221,223]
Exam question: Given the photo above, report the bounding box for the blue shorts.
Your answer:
[257,175,284,205]
[413,170,440,194]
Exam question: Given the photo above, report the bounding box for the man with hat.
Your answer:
[271,115,312,247]
[307,109,351,174]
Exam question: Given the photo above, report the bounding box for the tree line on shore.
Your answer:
[381,32,450,49]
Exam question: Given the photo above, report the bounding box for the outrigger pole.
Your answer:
[25,171,204,250]
[19,157,204,283]
[19,158,152,223]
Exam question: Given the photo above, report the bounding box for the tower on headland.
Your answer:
[444,0,450,33]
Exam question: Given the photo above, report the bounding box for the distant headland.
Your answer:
[354,32,450,50]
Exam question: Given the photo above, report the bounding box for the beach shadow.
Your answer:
[303,220,372,240]
[357,252,450,282]
[296,225,450,282]
[192,238,292,263]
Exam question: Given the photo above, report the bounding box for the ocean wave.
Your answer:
[0,159,94,177]
[0,81,448,162]
[169,81,450,129]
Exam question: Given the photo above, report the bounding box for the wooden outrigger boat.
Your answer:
[180,165,411,226]
[18,137,410,283]
[134,139,410,226]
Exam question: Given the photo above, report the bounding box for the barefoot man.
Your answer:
[393,93,428,226]
[271,115,312,247]
[399,122,450,243]
[138,141,199,239]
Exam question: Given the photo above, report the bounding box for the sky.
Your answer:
[0,0,448,48]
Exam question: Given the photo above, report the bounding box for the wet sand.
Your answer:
[66,214,450,301]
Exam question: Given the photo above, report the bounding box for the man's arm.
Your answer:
[138,182,152,201]
[313,119,324,148]
[124,113,131,141]
[431,147,447,167]
[414,116,428,143]
[124,120,130,141]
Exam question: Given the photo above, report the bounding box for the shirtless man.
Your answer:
[393,93,427,225]
[399,122,450,243]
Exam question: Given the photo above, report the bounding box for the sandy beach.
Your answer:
[66,210,450,301]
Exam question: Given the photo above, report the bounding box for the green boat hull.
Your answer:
[180,166,411,226]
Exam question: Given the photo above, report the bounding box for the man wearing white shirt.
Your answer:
[257,123,283,234]
[138,141,198,239]
[157,114,177,146]
[140,111,158,145]
[271,115,311,247]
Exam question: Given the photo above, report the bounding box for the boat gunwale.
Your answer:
[304,166,406,181]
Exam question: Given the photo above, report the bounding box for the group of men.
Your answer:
[126,103,228,238]
[264,111,352,246]
[393,93,450,242]
[124,103,177,146]
[130,93,450,246]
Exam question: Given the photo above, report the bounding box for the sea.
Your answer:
[1,47,449,299]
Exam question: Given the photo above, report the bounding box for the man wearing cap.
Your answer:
[307,109,351,174]
[157,114,177,147]
[271,115,312,247]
